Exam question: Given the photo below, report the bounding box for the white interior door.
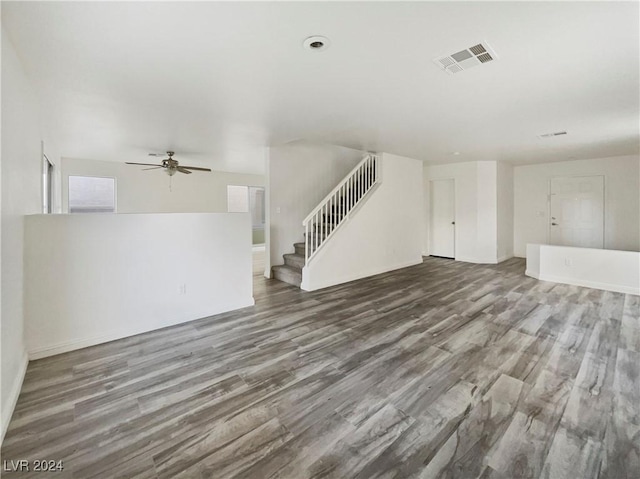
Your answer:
[430,179,455,258]
[549,176,604,248]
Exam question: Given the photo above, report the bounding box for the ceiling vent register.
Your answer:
[539,131,568,138]
[433,42,498,74]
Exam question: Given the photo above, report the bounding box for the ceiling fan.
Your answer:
[126,151,212,176]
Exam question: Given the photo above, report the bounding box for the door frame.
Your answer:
[429,178,456,258]
[547,174,605,247]
[42,153,54,214]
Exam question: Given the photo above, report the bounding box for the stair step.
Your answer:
[293,242,306,255]
[307,231,333,239]
[306,223,340,234]
[303,233,330,243]
[316,221,342,229]
[272,265,302,288]
[283,253,305,269]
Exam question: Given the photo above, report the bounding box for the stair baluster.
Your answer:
[303,154,380,264]
[272,154,380,288]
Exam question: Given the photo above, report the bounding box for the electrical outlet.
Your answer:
[564,258,573,267]
[178,284,187,295]
[276,207,281,214]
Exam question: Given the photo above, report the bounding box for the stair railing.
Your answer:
[302,154,380,264]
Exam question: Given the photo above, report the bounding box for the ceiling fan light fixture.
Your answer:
[125,150,212,176]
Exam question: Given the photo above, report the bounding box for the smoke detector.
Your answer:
[433,42,498,74]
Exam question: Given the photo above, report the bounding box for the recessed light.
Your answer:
[303,36,330,52]
[452,151,461,156]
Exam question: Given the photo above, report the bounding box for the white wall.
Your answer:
[476,161,498,263]
[526,244,639,295]
[302,153,424,291]
[424,160,514,264]
[61,157,264,214]
[497,162,514,261]
[514,155,640,257]
[268,140,364,274]
[424,161,476,260]
[424,161,504,263]
[24,213,253,359]
[1,28,42,441]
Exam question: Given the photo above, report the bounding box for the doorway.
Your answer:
[227,185,266,245]
[430,179,455,258]
[549,175,604,248]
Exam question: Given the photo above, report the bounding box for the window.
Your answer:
[227,186,265,227]
[68,176,116,213]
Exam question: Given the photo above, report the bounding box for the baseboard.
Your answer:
[456,255,514,264]
[537,273,639,295]
[28,297,255,360]
[302,257,424,291]
[1,349,29,444]
[454,256,498,264]
[525,269,540,279]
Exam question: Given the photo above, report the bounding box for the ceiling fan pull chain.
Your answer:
[169,175,172,192]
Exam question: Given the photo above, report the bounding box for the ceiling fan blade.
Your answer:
[126,162,162,167]
[142,166,163,171]
[148,153,167,157]
[180,166,212,172]
[176,167,192,174]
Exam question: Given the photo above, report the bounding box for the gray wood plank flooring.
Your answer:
[2,255,638,478]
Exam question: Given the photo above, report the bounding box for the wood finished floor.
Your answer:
[2,255,639,478]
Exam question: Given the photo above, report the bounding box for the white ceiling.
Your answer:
[2,1,639,174]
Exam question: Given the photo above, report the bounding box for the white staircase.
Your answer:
[272,154,380,287]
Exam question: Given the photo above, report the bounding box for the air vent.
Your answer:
[433,41,498,75]
[539,131,568,138]
[469,44,486,55]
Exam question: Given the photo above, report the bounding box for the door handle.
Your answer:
[551,222,559,226]
[451,221,455,225]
